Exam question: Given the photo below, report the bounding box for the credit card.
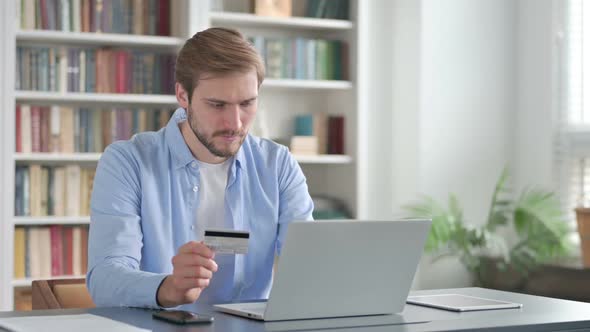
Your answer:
[204,229,249,254]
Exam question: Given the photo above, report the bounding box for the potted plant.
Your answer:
[403,168,573,288]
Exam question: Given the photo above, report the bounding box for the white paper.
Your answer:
[0,313,150,332]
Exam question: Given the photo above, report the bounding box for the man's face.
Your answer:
[184,70,258,159]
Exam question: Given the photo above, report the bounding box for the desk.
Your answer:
[2,287,590,331]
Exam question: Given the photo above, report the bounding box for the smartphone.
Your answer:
[152,310,214,324]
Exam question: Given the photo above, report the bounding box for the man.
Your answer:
[87,27,314,310]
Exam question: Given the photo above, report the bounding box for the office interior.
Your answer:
[0,0,589,318]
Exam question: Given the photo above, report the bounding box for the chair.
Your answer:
[31,278,95,309]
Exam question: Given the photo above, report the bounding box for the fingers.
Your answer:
[172,252,218,272]
[175,265,214,279]
[169,241,218,295]
[171,277,211,290]
[178,241,215,258]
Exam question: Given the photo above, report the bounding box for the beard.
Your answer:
[186,107,246,158]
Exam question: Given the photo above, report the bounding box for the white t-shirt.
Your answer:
[195,157,232,239]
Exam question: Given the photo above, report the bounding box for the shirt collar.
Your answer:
[165,107,247,171]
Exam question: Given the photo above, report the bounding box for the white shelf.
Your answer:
[14,91,178,106]
[12,275,86,287]
[14,82,350,106]
[14,216,90,226]
[16,30,184,48]
[14,153,352,164]
[210,12,353,30]
[294,154,352,164]
[15,153,101,163]
[263,79,352,90]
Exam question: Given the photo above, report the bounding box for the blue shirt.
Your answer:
[87,108,314,310]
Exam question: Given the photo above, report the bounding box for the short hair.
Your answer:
[175,27,265,101]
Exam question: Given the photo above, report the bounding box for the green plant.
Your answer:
[403,167,573,286]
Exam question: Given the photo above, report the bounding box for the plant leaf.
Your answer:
[513,189,571,261]
[402,195,458,252]
[486,167,513,231]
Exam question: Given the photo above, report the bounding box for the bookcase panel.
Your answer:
[2,0,361,311]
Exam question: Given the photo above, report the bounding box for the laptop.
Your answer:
[214,219,431,321]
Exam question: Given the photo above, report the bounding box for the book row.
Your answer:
[13,226,89,279]
[15,165,95,217]
[16,47,176,94]
[249,37,348,81]
[15,105,173,153]
[18,0,171,36]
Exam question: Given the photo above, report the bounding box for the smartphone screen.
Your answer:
[152,310,214,324]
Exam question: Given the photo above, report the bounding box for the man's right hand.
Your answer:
[156,241,218,307]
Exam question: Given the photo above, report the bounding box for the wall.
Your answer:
[357,0,396,219]
[360,0,518,288]
[409,0,517,289]
[361,0,519,288]
[513,0,555,192]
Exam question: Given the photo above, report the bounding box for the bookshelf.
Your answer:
[0,0,364,311]
[16,30,184,48]
[209,11,354,30]
[14,91,179,107]
[14,216,91,226]
[212,0,361,222]
[12,275,85,288]
[15,153,102,163]
[14,153,352,165]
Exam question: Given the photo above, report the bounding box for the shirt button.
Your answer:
[190,225,195,230]
[191,161,197,168]
[193,185,199,192]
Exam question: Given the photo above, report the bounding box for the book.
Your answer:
[39,227,52,278]
[14,228,26,279]
[60,106,75,153]
[29,165,42,217]
[50,225,64,276]
[28,227,40,278]
[72,226,82,275]
[65,165,81,216]
[20,105,32,153]
[81,226,89,274]
[63,226,73,275]
[53,167,66,216]
[255,0,292,17]
[290,136,318,155]
[15,105,22,152]
[40,167,49,216]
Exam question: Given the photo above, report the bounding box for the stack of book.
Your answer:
[290,113,345,155]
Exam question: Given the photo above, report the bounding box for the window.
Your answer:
[558,0,590,226]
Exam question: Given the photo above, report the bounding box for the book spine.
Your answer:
[15,105,22,153]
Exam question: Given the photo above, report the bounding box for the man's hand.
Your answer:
[156,241,218,307]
